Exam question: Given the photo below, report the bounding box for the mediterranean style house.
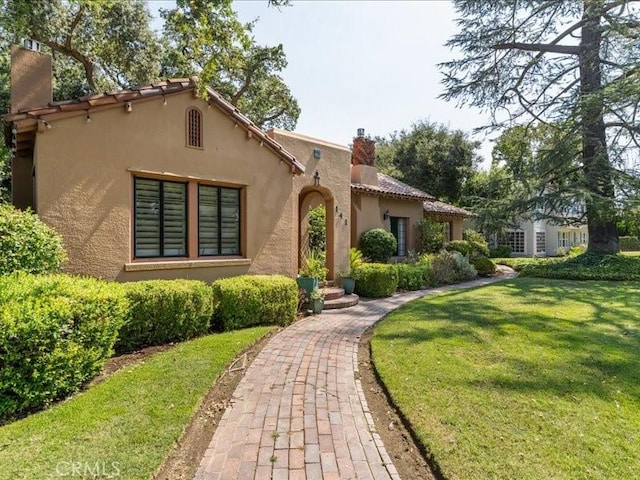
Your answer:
[3,44,469,282]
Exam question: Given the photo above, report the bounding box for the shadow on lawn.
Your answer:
[375,278,640,402]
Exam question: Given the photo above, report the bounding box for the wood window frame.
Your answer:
[131,171,246,262]
[186,107,203,149]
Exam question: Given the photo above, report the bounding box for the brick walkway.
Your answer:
[195,272,515,480]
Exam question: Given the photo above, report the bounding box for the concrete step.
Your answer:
[323,287,345,301]
[323,294,359,310]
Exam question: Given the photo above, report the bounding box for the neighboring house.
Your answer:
[3,44,469,282]
[494,220,588,257]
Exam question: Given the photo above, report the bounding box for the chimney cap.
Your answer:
[356,128,365,137]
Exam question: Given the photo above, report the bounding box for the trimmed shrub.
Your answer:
[212,275,297,330]
[0,204,66,275]
[395,263,429,291]
[353,263,399,298]
[489,245,512,258]
[463,229,491,257]
[470,256,496,277]
[519,253,640,281]
[620,236,640,251]
[0,274,128,419]
[359,228,397,263]
[115,280,214,354]
[445,240,472,256]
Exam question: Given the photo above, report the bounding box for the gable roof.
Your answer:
[3,77,304,174]
[423,200,472,218]
[351,172,435,201]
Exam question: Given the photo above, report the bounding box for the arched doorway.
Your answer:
[299,186,335,280]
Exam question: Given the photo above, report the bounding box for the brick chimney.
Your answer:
[351,128,376,166]
[10,42,52,113]
[350,128,379,186]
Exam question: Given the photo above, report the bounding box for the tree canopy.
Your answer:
[375,120,481,204]
[441,0,640,253]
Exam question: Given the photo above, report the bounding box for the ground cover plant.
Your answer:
[0,327,272,480]
[371,279,640,479]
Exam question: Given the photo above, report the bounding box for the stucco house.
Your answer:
[4,44,469,282]
[493,220,588,257]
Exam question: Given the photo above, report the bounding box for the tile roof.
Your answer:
[350,173,435,201]
[423,200,472,217]
[3,77,304,174]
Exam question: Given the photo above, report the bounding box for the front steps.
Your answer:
[321,286,359,310]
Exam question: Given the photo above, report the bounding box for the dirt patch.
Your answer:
[358,328,439,480]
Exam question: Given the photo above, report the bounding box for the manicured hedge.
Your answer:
[519,253,640,281]
[354,263,399,298]
[0,204,66,275]
[359,228,398,263]
[395,263,429,291]
[115,280,214,354]
[0,274,128,420]
[212,275,297,330]
[470,256,496,277]
[620,236,640,251]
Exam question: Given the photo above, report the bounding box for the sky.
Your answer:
[148,0,495,165]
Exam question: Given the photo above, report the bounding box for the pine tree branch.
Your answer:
[493,42,581,55]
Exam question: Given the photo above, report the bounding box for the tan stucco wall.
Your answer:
[268,130,351,279]
[351,192,424,253]
[34,90,297,282]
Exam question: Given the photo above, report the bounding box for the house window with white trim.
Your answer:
[186,107,203,148]
[390,217,408,257]
[536,231,546,254]
[506,230,525,254]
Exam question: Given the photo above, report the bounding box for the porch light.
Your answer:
[313,170,320,186]
[383,209,390,220]
[125,102,132,113]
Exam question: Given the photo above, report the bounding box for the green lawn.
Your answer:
[0,327,273,480]
[372,279,640,479]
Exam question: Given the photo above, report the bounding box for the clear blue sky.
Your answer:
[147,0,494,165]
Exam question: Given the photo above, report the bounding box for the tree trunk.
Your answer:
[580,0,619,254]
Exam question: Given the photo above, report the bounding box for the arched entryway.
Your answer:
[299,186,335,280]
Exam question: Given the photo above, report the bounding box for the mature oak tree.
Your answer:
[442,0,640,253]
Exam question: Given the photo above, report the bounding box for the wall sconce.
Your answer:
[383,209,390,220]
[125,102,132,113]
[85,113,92,123]
[313,170,320,186]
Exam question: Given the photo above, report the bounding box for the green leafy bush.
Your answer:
[0,204,66,275]
[519,253,640,281]
[470,256,496,277]
[445,240,472,256]
[463,229,491,257]
[489,246,512,258]
[620,236,640,251]
[415,218,444,254]
[0,274,128,420]
[115,280,213,354]
[431,250,477,284]
[395,263,429,291]
[353,263,399,298]
[212,275,297,330]
[359,228,397,263]
[308,205,326,254]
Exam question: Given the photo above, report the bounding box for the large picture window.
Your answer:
[199,185,241,256]
[505,230,525,254]
[134,178,187,258]
[390,217,408,257]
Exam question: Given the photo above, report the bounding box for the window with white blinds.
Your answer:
[134,178,187,258]
[198,185,240,256]
[390,217,408,257]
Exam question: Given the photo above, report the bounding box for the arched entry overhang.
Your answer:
[299,185,335,280]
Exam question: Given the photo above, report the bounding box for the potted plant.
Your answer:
[297,249,328,296]
[308,287,325,314]
[339,247,363,295]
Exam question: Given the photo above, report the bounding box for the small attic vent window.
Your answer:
[186,107,203,148]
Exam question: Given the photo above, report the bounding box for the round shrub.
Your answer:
[463,229,490,257]
[353,263,398,298]
[0,204,66,275]
[212,275,298,331]
[431,250,477,285]
[115,279,214,354]
[470,256,496,277]
[0,274,128,419]
[359,228,397,263]
[445,240,472,256]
